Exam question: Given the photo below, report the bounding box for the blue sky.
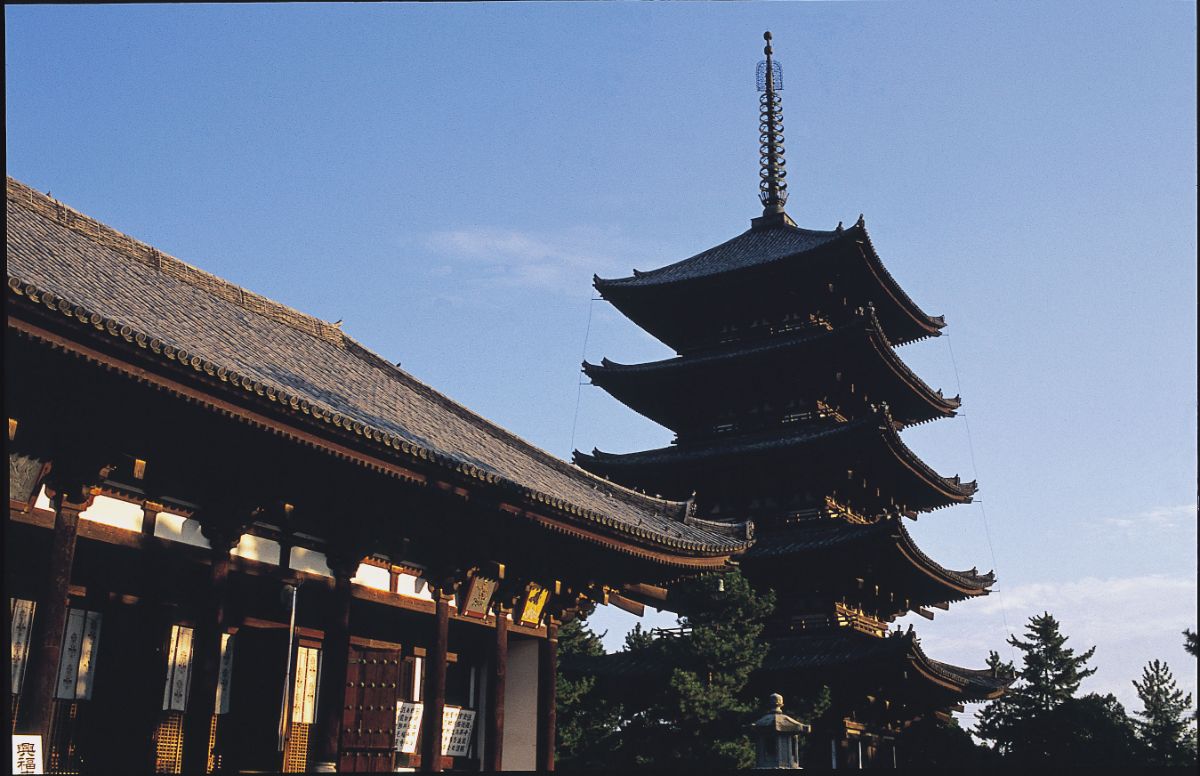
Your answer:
[7,2,1196,721]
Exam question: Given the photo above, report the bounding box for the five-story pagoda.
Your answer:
[574,32,1007,768]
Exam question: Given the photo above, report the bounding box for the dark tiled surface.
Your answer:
[6,178,748,553]
[596,223,842,288]
[747,520,995,591]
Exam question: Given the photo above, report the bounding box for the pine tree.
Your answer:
[595,569,776,769]
[555,615,623,768]
[1184,629,1198,658]
[1132,659,1197,766]
[974,612,1127,765]
[1009,612,1096,711]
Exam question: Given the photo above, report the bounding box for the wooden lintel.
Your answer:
[608,592,645,617]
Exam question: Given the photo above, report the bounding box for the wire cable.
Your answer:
[945,333,1018,666]
[569,295,597,455]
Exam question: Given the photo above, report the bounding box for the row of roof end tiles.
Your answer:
[31,489,433,599]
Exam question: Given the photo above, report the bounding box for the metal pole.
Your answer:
[277,583,298,751]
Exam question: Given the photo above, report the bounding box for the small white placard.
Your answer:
[441,706,476,757]
[12,735,43,774]
[394,701,424,754]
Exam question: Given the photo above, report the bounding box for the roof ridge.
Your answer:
[6,177,346,346]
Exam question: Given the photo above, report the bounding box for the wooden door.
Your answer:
[337,646,402,773]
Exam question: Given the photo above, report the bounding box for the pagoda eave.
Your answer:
[583,310,961,431]
[594,222,946,349]
[575,416,976,510]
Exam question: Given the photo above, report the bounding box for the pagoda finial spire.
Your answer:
[753,31,794,229]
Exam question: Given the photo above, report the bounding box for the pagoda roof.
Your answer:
[5,177,751,558]
[746,519,995,600]
[570,629,1008,702]
[574,413,977,511]
[596,222,843,288]
[761,631,1009,701]
[593,220,946,347]
[583,307,960,430]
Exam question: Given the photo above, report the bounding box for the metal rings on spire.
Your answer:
[757,31,788,214]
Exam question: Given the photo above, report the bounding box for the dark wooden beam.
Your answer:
[15,475,92,739]
[181,520,240,775]
[420,588,451,772]
[311,551,359,772]
[485,604,509,770]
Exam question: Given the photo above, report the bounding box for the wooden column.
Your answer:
[16,482,90,739]
[311,554,358,772]
[180,522,239,775]
[536,616,559,772]
[485,604,509,771]
[420,589,451,772]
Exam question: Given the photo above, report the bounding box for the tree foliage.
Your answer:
[1133,659,1197,766]
[556,616,622,769]
[974,612,1136,766]
[560,570,780,769]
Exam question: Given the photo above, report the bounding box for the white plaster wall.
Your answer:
[231,534,281,565]
[79,495,144,532]
[351,563,390,591]
[288,546,332,577]
[395,572,434,601]
[502,635,539,771]
[153,512,211,548]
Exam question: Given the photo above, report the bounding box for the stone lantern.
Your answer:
[751,693,811,769]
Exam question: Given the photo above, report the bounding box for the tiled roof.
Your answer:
[583,308,960,428]
[576,412,977,508]
[569,629,1009,700]
[594,222,843,289]
[5,177,751,556]
[746,519,995,594]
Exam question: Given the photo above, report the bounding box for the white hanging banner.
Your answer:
[74,611,102,700]
[54,610,85,700]
[291,646,321,724]
[440,706,476,757]
[10,598,37,695]
[215,633,236,715]
[162,625,195,712]
[11,735,43,774]
[394,701,424,754]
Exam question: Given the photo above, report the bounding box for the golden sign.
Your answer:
[518,583,549,626]
[460,576,498,619]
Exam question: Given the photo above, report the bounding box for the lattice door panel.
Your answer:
[152,711,185,774]
[337,646,402,773]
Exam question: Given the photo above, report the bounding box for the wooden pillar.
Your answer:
[16,484,89,739]
[420,589,451,772]
[180,523,238,775]
[311,555,358,772]
[485,604,509,771]
[536,616,558,772]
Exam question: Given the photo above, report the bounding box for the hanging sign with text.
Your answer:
[12,735,43,774]
[441,706,477,757]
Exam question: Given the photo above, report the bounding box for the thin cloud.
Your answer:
[1102,503,1196,531]
[423,226,665,295]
